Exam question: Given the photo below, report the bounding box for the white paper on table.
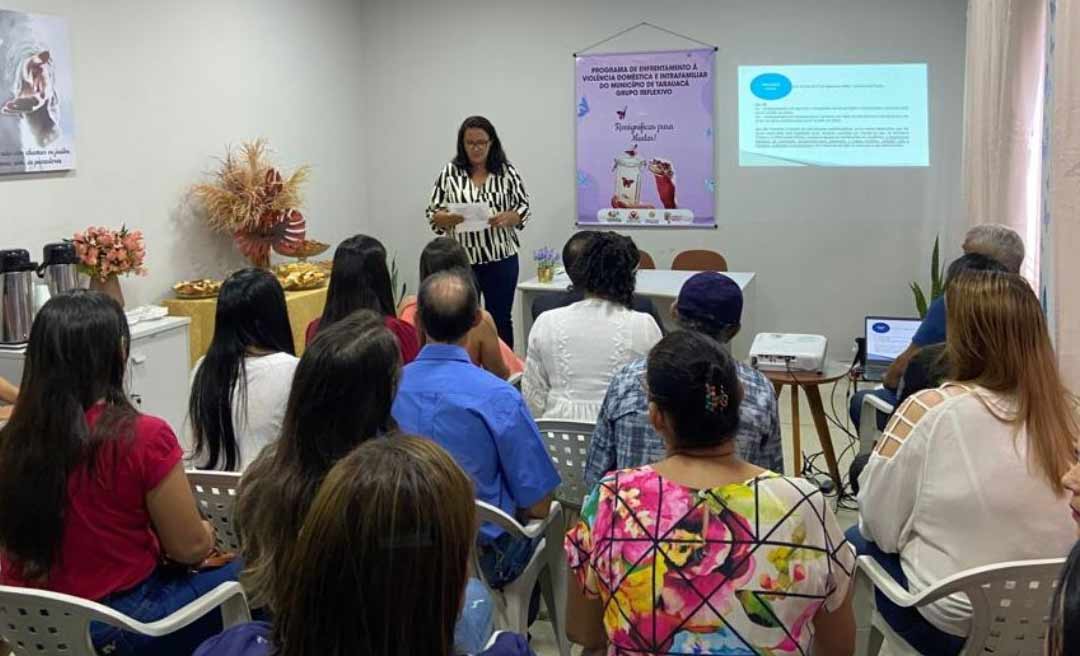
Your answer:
[447,203,492,233]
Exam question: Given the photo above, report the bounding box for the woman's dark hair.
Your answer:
[189,268,295,471]
[575,231,639,308]
[273,436,476,656]
[1049,540,1080,655]
[235,310,401,611]
[945,252,1007,285]
[318,235,396,334]
[646,331,743,450]
[419,237,471,281]
[452,115,509,175]
[0,291,136,580]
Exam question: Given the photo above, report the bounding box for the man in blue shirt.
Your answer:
[392,268,560,590]
[584,271,783,488]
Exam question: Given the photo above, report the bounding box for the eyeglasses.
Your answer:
[465,140,490,150]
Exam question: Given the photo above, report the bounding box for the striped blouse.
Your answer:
[425,162,531,265]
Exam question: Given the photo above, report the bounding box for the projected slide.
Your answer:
[738,64,929,167]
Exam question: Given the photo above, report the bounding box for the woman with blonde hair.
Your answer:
[853,270,1079,655]
[196,436,530,656]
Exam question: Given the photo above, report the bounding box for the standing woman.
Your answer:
[427,116,530,348]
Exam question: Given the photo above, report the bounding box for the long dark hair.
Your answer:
[647,331,743,450]
[236,310,401,611]
[452,115,509,175]
[188,268,295,471]
[273,436,476,656]
[1049,540,1080,655]
[318,235,396,334]
[0,291,136,580]
[576,231,639,308]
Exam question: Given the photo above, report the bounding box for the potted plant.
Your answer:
[533,247,559,283]
[910,236,945,318]
[72,225,147,307]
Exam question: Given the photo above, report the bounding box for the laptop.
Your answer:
[863,316,922,382]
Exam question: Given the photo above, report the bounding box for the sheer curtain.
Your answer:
[962,0,1047,282]
[1043,0,1080,390]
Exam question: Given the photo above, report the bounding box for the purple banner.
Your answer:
[575,48,715,227]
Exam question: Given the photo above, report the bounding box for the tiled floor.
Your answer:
[528,378,881,656]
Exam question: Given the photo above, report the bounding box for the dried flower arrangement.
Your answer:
[190,139,311,267]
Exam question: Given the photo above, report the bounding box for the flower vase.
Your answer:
[537,265,555,284]
[90,275,125,308]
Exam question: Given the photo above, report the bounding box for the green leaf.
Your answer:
[911,282,928,318]
[736,590,782,628]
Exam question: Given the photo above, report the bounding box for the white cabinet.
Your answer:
[0,316,192,431]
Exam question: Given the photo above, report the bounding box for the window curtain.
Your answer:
[962,0,1047,282]
[1043,0,1080,390]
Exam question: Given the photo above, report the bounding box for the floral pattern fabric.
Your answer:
[565,467,854,655]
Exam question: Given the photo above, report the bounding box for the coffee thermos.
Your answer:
[38,242,80,297]
[0,249,38,344]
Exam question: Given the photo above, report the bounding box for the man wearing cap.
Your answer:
[584,272,783,488]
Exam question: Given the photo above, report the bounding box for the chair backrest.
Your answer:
[671,249,728,272]
[638,250,657,270]
[187,469,243,552]
[0,585,127,655]
[858,393,895,454]
[536,420,594,510]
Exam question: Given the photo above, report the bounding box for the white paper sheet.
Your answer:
[447,203,492,233]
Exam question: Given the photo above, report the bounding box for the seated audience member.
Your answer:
[524,231,662,421]
[1048,541,1080,656]
[531,230,666,330]
[237,310,401,611]
[0,291,230,656]
[850,249,1009,428]
[304,234,419,363]
[195,437,530,656]
[187,268,298,471]
[585,271,782,488]
[398,237,522,379]
[0,376,17,421]
[392,269,560,591]
[565,331,856,655]
[852,270,1078,655]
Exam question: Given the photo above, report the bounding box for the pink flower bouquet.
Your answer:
[72,225,148,282]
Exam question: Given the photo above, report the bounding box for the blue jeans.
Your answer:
[454,579,495,654]
[473,254,519,349]
[849,387,898,431]
[845,526,964,656]
[92,560,242,656]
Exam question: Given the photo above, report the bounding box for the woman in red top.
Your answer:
[304,234,419,362]
[0,291,238,656]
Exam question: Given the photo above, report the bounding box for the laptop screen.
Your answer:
[865,317,922,363]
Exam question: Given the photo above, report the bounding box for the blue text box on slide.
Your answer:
[738,64,929,167]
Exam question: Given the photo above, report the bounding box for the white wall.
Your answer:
[359,0,967,353]
[0,0,368,307]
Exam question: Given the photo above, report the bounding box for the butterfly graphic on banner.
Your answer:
[616,106,627,120]
[577,96,590,118]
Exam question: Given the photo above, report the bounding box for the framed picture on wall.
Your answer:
[0,9,75,175]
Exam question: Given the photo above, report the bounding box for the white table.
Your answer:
[516,270,757,359]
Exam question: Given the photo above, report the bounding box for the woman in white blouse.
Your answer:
[523,232,661,421]
[853,270,1078,655]
[187,269,299,471]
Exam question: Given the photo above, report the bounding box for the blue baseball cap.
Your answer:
[675,272,743,327]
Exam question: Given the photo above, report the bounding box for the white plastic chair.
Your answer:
[858,392,895,455]
[856,555,1064,656]
[508,372,523,390]
[186,469,243,552]
[473,500,570,656]
[0,581,250,655]
[536,420,594,512]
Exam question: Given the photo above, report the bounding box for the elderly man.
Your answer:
[584,271,783,488]
[849,224,1022,427]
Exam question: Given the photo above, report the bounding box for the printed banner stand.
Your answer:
[574,46,716,229]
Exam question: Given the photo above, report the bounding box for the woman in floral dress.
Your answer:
[565,331,856,655]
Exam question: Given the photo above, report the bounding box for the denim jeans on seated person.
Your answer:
[91,560,243,656]
[844,525,965,656]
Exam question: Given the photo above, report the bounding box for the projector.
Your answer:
[750,333,828,373]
